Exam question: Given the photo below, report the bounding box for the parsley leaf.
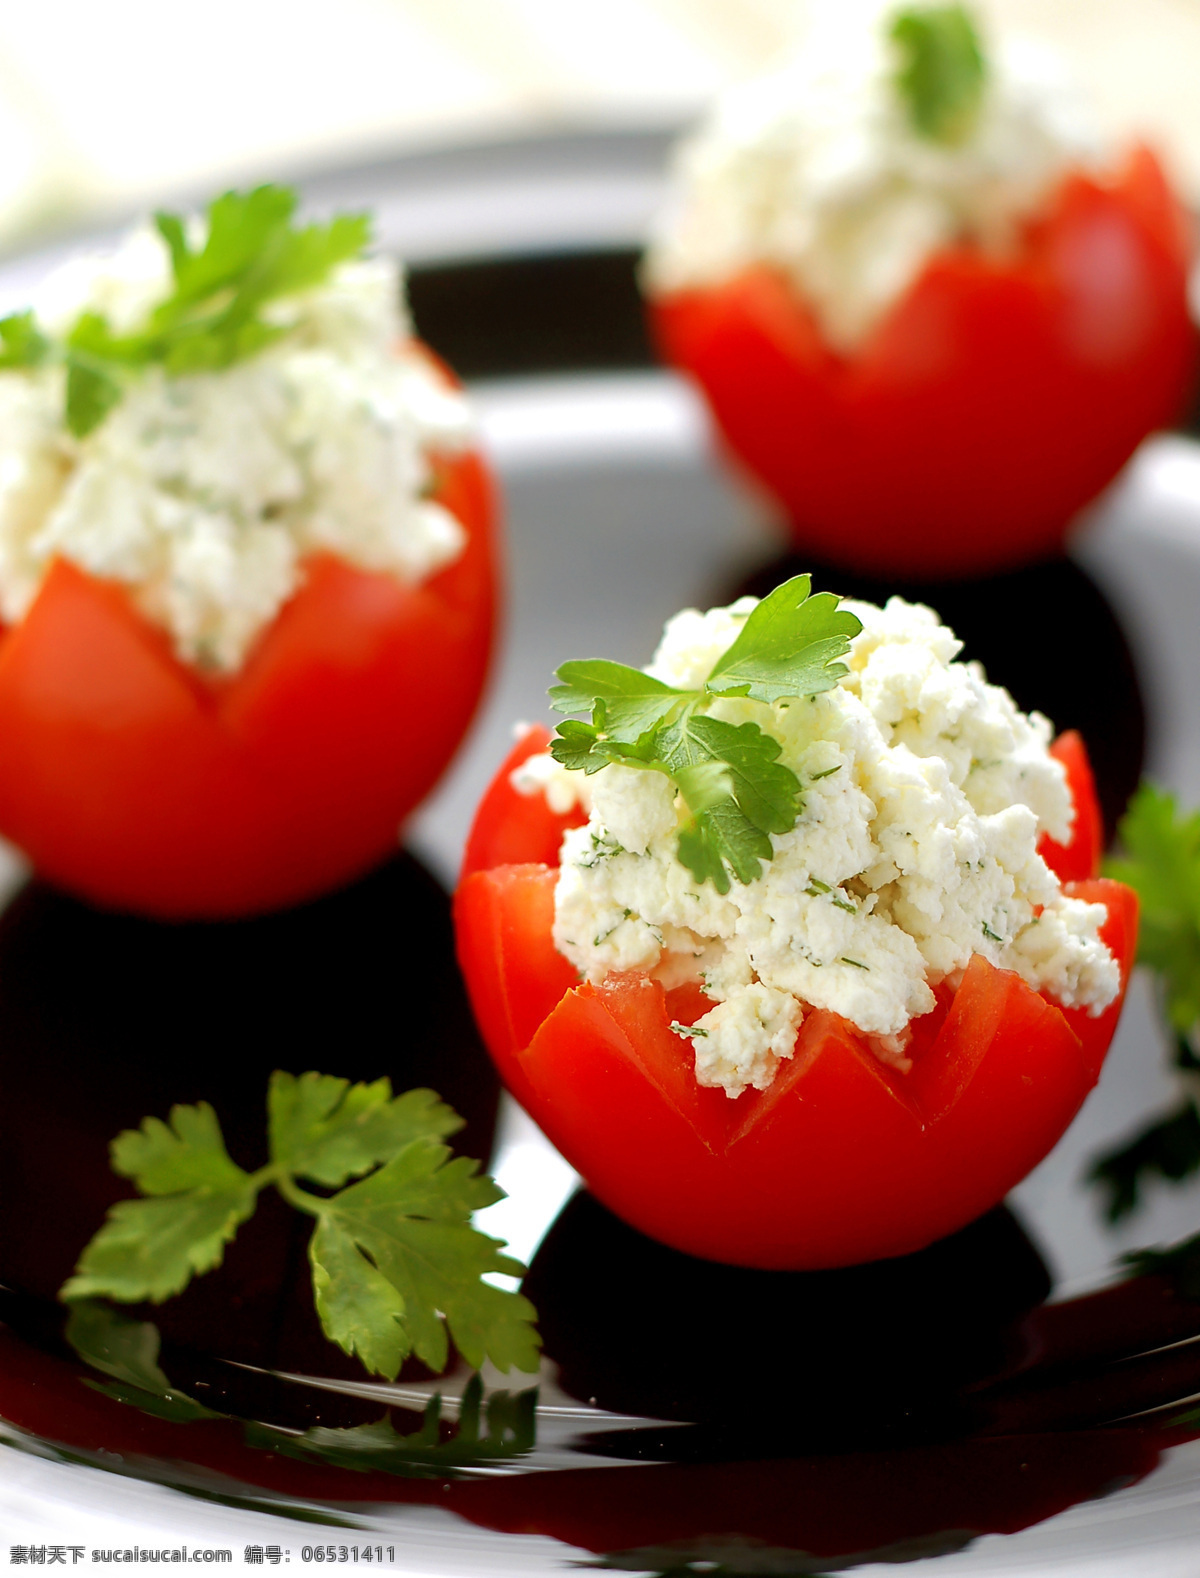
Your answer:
[1087,783,1200,1220]
[1105,782,1200,1035]
[110,1100,250,1194]
[309,1213,413,1382]
[549,662,684,747]
[0,310,49,369]
[1,184,370,438]
[64,353,123,438]
[312,1141,537,1376]
[268,1071,463,1189]
[61,1103,257,1302]
[60,1190,258,1305]
[547,574,859,891]
[705,575,862,703]
[890,4,986,146]
[659,714,798,841]
[61,1073,540,1382]
[659,713,797,892]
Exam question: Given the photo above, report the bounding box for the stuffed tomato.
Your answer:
[456,579,1136,1269]
[0,187,498,918]
[643,6,1195,577]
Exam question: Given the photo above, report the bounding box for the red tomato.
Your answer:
[461,724,586,880]
[650,148,1196,577]
[0,379,500,918]
[1039,729,1104,883]
[455,730,1137,1268]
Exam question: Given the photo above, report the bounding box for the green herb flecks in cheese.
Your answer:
[516,586,1119,1099]
[0,186,472,672]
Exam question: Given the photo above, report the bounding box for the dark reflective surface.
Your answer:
[456,1430,1166,1576]
[410,250,652,379]
[525,1191,1050,1457]
[734,553,1146,844]
[0,849,499,1377]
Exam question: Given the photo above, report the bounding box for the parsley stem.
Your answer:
[273,1171,329,1217]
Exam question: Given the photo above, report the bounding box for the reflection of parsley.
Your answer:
[246,1376,537,1477]
[548,575,861,895]
[66,1300,537,1479]
[1088,784,1200,1221]
[61,1071,540,1381]
[1122,1229,1200,1303]
[0,185,369,438]
[890,5,986,146]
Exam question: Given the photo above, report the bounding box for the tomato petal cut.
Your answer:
[918,968,1088,1229]
[520,979,725,1189]
[1039,731,1103,883]
[0,559,266,912]
[454,732,1139,1269]
[576,974,733,1151]
[0,437,498,916]
[729,1008,923,1148]
[453,864,578,1111]
[908,956,1027,1125]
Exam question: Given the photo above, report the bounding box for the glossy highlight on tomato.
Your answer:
[455,727,1137,1268]
[650,148,1196,577]
[0,399,499,918]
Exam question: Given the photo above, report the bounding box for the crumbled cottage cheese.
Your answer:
[514,595,1120,1098]
[0,228,472,671]
[643,3,1101,351]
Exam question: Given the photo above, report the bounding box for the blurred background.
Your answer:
[1,0,1199,251]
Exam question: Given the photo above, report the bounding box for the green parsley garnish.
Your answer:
[890,4,986,146]
[548,575,861,895]
[1105,783,1200,1037]
[0,310,50,370]
[60,1071,540,1381]
[1087,783,1200,1220]
[0,185,370,439]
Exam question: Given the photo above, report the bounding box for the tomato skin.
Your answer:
[454,863,578,1113]
[1039,730,1103,883]
[455,731,1136,1268]
[0,421,499,917]
[460,724,585,879]
[650,148,1196,577]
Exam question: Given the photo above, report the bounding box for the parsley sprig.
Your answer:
[1088,784,1200,1220]
[548,575,861,894]
[61,1071,540,1381]
[890,4,986,146]
[0,185,370,439]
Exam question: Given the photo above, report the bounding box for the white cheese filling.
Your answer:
[0,228,472,672]
[514,594,1120,1099]
[643,4,1102,352]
